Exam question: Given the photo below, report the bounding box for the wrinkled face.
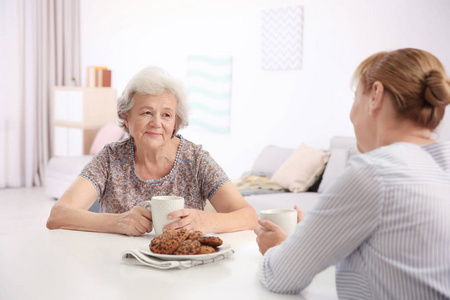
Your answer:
[124,92,177,151]
[350,81,372,153]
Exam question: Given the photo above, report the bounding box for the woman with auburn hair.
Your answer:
[255,48,450,299]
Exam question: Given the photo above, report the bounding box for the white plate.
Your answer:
[139,243,232,261]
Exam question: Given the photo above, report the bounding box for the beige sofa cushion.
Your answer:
[270,144,330,193]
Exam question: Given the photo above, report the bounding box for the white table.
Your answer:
[0,229,337,300]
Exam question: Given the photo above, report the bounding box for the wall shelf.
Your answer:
[52,86,117,156]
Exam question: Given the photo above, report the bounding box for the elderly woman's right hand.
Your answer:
[116,206,153,236]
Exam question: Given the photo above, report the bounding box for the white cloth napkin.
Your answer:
[121,249,234,270]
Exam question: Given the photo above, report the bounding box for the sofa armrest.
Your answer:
[46,155,93,199]
[329,136,357,150]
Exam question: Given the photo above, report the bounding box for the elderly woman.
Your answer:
[255,48,450,299]
[47,66,258,236]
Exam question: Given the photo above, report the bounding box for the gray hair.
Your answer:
[117,66,189,135]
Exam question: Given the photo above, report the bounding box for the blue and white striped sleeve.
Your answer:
[260,154,384,294]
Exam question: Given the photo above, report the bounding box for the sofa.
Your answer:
[46,134,357,215]
[242,136,357,215]
[46,155,100,212]
[46,122,125,212]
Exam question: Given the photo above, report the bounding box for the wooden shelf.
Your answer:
[52,87,117,157]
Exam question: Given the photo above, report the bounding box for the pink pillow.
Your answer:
[89,123,124,155]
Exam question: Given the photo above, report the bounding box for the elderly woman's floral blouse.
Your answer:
[79,135,229,213]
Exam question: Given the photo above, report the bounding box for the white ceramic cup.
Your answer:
[143,196,184,236]
[259,209,297,235]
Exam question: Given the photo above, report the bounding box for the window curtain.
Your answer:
[0,0,80,188]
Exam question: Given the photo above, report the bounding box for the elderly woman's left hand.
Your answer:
[163,208,214,233]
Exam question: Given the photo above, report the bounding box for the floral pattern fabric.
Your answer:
[79,135,229,213]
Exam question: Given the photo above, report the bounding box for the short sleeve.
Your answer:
[79,145,111,197]
[196,150,229,200]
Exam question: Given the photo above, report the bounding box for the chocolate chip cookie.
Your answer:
[197,236,223,247]
[150,229,181,254]
[173,239,201,255]
[188,230,203,240]
[197,245,216,254]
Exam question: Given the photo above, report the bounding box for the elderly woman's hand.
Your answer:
[163,208,214,233]
[116,206,153,236]
[254,219,288,255]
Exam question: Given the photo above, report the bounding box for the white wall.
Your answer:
[80,0,450,178]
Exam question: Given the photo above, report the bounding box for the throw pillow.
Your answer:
[89,123,124,155]
[250,145,294,178]
[270,144,330,193]
[317,146,360,193]
[306,167,325,192]
[317,149,348,193]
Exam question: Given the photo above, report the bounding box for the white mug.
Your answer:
[143,196,184,236]
[259,209,297,235]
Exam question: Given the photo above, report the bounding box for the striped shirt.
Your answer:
[260,142,450,299]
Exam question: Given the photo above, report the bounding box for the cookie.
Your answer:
[173,239,201,255]
[149,235,162,251]
[197,245,216,254]
[149,230,224,255]
[177,229,190,242]
[197,236,223,247]
[150,230,181,254]
[188,231,203,240]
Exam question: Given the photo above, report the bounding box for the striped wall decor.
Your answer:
[261,6,304,71]
[186,55,232,134]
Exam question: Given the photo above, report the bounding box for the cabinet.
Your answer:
[53,87,117,157]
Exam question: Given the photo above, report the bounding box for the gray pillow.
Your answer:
[250,145,294,178]
[317,148,349,193]
[318,145,360,193]
[318,136,357,193]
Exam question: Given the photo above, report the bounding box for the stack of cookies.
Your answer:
[150,229,223,255]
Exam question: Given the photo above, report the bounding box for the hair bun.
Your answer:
[424,70,450,107]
